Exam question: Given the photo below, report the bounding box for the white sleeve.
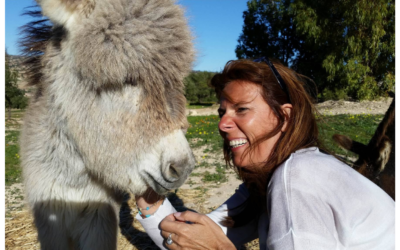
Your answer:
[135,198,177,249]
[206,183,259,248]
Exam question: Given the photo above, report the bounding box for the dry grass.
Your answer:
[5,188,213,250]
[5,210,40,250]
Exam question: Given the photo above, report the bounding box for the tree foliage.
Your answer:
[236,0,395,100]
[184,71,217,103]
[236,0,300,66]
[5,51,28,113]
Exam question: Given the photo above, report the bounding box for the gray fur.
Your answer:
[20,0,195,249]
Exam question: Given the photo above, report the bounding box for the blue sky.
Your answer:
[5,0,249,72]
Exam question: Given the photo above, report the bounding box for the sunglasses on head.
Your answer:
[253,57,291,104]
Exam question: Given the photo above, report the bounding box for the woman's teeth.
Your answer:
[229,139,248,148]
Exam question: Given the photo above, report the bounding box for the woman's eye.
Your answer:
[237,107,248,113]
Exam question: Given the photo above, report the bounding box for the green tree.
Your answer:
[184,71,217,103]
[236,0,395,100]
[5,51,26,119]
[184,77,199,103]
[10,95,29,109]
[236,0,329,97]
[236,0,300,66]
[292,0,395,100]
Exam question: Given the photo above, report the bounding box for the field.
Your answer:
[4,100,389,249]
[186,102,215,109]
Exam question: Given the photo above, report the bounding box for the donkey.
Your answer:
[19,0,195,249]
[333,95,395,200]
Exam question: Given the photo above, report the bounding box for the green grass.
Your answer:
[186,115,223,152]
[202,163,227,183]
[189,162,228,183]
[5,109,25,119]
[5,130,22,185]
[186,103,215,109]
[317,114,382,159]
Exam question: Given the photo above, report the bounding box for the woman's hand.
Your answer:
[160,211,235,250]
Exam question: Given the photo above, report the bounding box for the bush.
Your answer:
[184,71,217,104]
[10,95,29,109]
[322,88,348,101]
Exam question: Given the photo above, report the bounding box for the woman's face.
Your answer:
[218,80,286,168]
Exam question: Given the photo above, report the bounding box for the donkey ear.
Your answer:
[36,0,95,28]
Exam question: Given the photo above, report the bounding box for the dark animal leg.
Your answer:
[72,203,119,250]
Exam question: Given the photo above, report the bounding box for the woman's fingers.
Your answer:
[160,211,235,250]
[173,211,205,224]
[160,211,217,239]
[162,231,181,250]
[161,229,172,239]
[164,213,177,222]
[160,216,186,234]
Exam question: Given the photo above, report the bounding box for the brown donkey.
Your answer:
[19,0,195,249]
[333,94,395,200]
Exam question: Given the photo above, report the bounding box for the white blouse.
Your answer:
[136,147,395,249]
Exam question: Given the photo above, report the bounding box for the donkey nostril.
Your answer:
[169,164,180,179]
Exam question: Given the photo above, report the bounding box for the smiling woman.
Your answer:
[211,59,318,194]
[135,59,394,250]
[217,81,286,168]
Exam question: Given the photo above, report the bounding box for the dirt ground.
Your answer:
[186,97,393,116]
[5,98,392,249]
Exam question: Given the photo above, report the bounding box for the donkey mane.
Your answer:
[19,7,52,91]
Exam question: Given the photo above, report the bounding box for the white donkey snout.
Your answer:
[161,130,195,182]
[142,129,195,193]
[163,155,195,183]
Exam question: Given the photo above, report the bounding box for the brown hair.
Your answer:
[211,59,321,227]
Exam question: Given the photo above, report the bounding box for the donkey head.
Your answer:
[32,0,196,194]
